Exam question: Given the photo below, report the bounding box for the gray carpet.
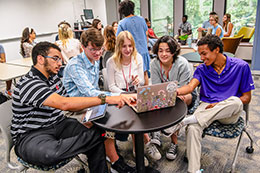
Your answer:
[0,76,260,173]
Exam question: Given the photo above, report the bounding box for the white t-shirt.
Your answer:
[223,22,234,37]
[106,53,144,93]
[56,38,81,63]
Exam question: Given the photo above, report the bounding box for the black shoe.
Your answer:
[110,156,136,173]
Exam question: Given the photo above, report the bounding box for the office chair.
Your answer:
[235,26,255,42]
[202,104,254,173]
[222,35,244,54]
[0,100,88,172]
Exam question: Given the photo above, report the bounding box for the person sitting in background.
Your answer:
[223,13,234,37]
[0,44,12,97]
[106,30,161,164]
[164,35,254,173]
[55,22,82,64]
[92,19,102,33]
[197,11,217,38]
[102,25,116,69]
[178,15,192,37]
[209,14,224,39]
[62,28,136,173]
[55,21,71,41]
[117,0,150,85]
[20,27,36,58]
[112,21,118,34]
[145,18,158,39]
[150,36,196,161]
[11,41,136,173]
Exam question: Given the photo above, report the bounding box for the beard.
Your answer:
[44,59,56,76]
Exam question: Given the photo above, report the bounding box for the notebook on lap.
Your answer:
[130,81,177,113]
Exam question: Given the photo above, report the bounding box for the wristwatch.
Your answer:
[98,93,106,105]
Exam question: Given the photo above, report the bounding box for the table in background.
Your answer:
[6,57,32,67]
[180,45,196,55]
[0,63,30,81]
[94,97,187,173]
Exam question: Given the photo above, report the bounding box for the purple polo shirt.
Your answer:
[193,55,255,103]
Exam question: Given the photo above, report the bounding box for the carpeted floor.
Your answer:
[0,76,260,173]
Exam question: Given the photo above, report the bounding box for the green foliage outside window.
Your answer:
[150,0,174,37]
[226,0,257,39]
[185,0,213,39]
[131,0,141,16]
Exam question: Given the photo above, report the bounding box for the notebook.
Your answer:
[82,104,107,122]
[130,81,177,113]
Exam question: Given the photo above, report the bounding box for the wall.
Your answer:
[0,0,107,61]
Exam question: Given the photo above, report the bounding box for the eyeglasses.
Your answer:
[87,47,103,53]
[44,56,62,63]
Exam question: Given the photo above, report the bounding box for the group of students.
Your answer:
[5,0,255,173]
[177,11,235,40]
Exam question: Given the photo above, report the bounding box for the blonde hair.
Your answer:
[58,24,73,47]
[113,31,137,69]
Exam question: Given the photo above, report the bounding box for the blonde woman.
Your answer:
[55,23,82,64]
[223,13,234,37]
[106,31,161,162]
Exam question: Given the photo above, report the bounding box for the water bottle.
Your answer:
[187,37,192,48]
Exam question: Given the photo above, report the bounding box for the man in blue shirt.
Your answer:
[163,35,254,173]
[63,28,136,173]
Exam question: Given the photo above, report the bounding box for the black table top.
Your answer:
[94,97,187,134]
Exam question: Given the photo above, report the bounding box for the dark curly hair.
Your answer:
[197,34,223,53]
[119,0,135,17]
[153,35,180,62]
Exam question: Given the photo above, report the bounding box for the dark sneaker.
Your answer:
[110,156,136,173]
[166,143,178,160]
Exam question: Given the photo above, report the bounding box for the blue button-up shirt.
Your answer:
[63,52,118,97]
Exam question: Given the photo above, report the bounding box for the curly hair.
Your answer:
[104,25,116,52]
[119,0,135,17]
[152,35,180,63]
[197,34,223,53]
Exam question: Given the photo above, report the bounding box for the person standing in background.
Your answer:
[92,19,102,33]
[117,0,150,85]
[0,44,12,97]
[20,27,36,58]
[112,21,118,34]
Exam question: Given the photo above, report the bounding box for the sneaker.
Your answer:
[133,150,149,166]
[166,143,178,160]
[161,122,184,138]
[145,142,161,160]
[150,131,161,146]
[110,156,136,173]
[4,90,12,99]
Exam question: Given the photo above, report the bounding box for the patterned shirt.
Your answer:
[179,21,192,35]
[11,67,66,144]
[63,52,118,97]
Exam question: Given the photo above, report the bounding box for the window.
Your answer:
[150,0,174,37]
[185,0,213,38]
[226,0,257,37]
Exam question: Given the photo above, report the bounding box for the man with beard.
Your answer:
[10,42,135,173]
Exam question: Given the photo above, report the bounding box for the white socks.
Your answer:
[182,115,198,126]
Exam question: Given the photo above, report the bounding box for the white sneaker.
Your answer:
[161,122,184,138]
[133,150,149,166]
[166,143,178,160]
[150,131,161,146]
[145,142,161,160]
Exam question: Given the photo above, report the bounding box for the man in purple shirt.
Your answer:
[164,35,254,173]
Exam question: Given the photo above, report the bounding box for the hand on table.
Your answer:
[107,94,137,108]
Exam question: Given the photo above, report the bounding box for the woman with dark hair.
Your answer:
[102,25,116,68]
[20,27,36,58]
[150,35,196,161]
[92,19,102,32]
[223,13,234,37]
[112,21,118,34]
[117,0,150,85]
